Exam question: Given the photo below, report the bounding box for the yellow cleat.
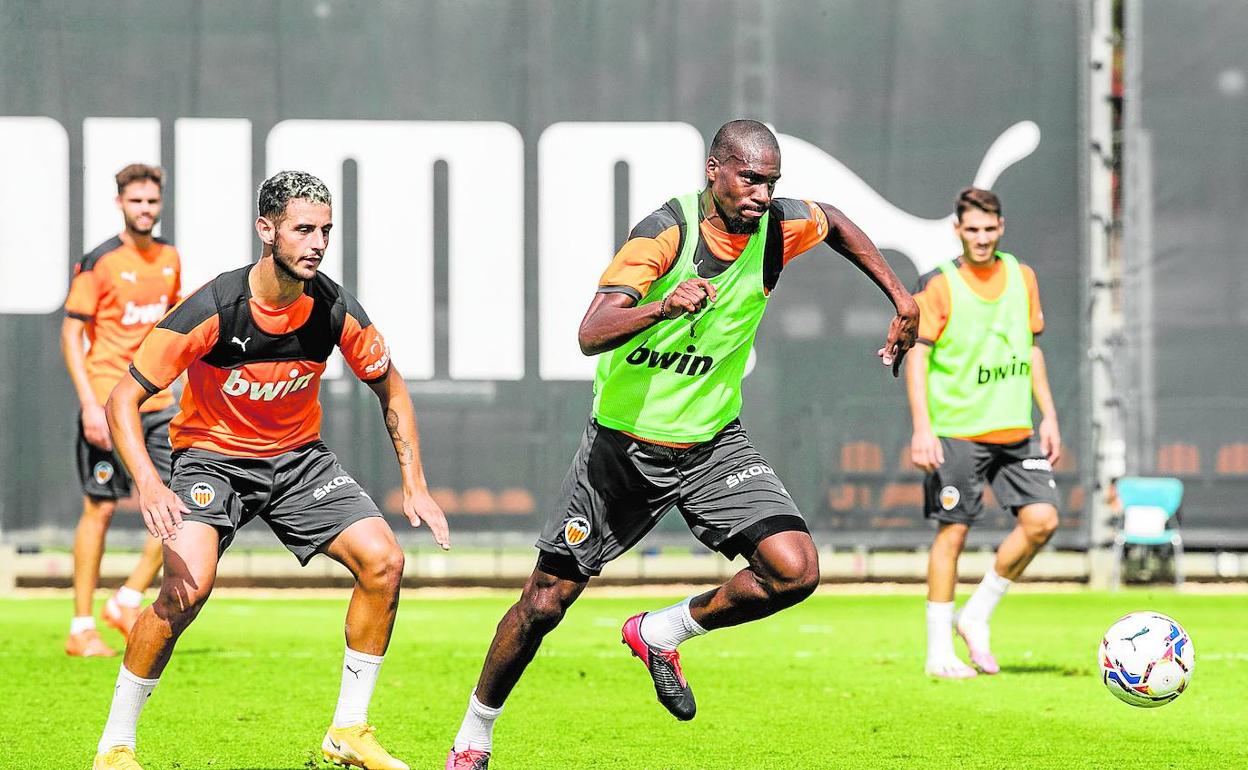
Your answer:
[93,746,144,769]
[322,723,409,770]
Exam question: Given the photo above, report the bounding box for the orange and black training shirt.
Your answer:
[64,235,182,412]
[129,266,390,457]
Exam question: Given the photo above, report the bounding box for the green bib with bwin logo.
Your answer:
[927,251,1034,437]
[592,192,772,443]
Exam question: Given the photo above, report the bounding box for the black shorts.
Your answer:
[536,418,807,577]
[171,441,382,565]
[77,406,175,499]
[924,436,1060,525]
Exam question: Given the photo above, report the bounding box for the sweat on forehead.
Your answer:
[257,171,332,220]
[709,119,780,162]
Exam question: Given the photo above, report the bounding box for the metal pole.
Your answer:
[1122,0,1155,474]
[1084,0,1125,588]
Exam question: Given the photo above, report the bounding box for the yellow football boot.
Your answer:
[322,723,409,770]
[93,746,144,769]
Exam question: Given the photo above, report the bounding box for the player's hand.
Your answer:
[403,486,450,551]
[137,479,189,541]
[82,403,113,451]
[1039,415,1062,466]
[911,427,944,473]
[660,278,717,319]
[877,296,919,377]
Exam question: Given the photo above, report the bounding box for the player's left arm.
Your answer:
[814,202,919,376]
[1030,345,1060,464]
[339,291,450,549]
[364,367,450,550]
[1024,265,1059,463]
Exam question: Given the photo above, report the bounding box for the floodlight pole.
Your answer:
[1082,0,1125,588]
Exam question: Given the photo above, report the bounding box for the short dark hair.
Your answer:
[955,187,1002,221]
[115,163,164,194]
[709,119,780,161]
[257,170,332,221]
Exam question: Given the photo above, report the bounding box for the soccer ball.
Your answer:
[1098,611,1194,708]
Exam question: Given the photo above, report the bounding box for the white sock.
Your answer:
[332,647,384,728]
[926,600,956,662]
[115,586,144,608]
[71,616,96,635]
[98,666,159,753]
[959,569,1011,626]
[453,691,503,753]
[638,597,708,650]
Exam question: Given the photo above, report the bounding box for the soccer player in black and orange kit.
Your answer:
[61,164,181,657]
[90,171,449,770]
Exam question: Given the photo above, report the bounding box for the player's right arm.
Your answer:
[62,257,111,449]
[578,280,716,356]
[906,343,943,472]
[107,374,188,540]
[108,285,220,540]
[60,316,111,450]
[906,271,949,472]
[577,206,716,356]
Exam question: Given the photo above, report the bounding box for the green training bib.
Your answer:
[927,252,1034,437]
[592,193,771,443]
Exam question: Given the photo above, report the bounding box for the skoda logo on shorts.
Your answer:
[92,461,114,485]
[939,485,961,511]
[562,516,591,546]
[190,482,216,508]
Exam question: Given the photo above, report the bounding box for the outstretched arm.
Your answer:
[816,202,919,375]
[107,374,189,540]
[577,278,718,356]
[367,365,450,550]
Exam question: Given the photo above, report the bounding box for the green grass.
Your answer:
[4,590,1247,769]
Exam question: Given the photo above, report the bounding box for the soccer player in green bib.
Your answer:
[445,120,918,769]
[906,187,1062,679]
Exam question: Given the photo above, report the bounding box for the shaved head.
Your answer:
[709,120,780,164]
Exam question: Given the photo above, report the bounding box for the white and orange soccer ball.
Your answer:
[1099,611,1194,708]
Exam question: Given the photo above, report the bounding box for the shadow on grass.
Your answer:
[999,662,1092,676]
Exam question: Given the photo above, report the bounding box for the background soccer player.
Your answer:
[90,171,449,770]
[61,164,181,657]
[906,187,1062,679]
[445,120,919,769]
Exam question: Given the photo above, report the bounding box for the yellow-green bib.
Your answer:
[592,193,771,443]
[927,252,1034,437]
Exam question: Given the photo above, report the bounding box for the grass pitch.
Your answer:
[4,589,1247,769]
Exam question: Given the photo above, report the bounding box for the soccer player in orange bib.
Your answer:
[62,164,181,657]
[90,171,449,770]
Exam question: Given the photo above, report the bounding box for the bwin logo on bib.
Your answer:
[562,517,591,546]
[624,343,713,377]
